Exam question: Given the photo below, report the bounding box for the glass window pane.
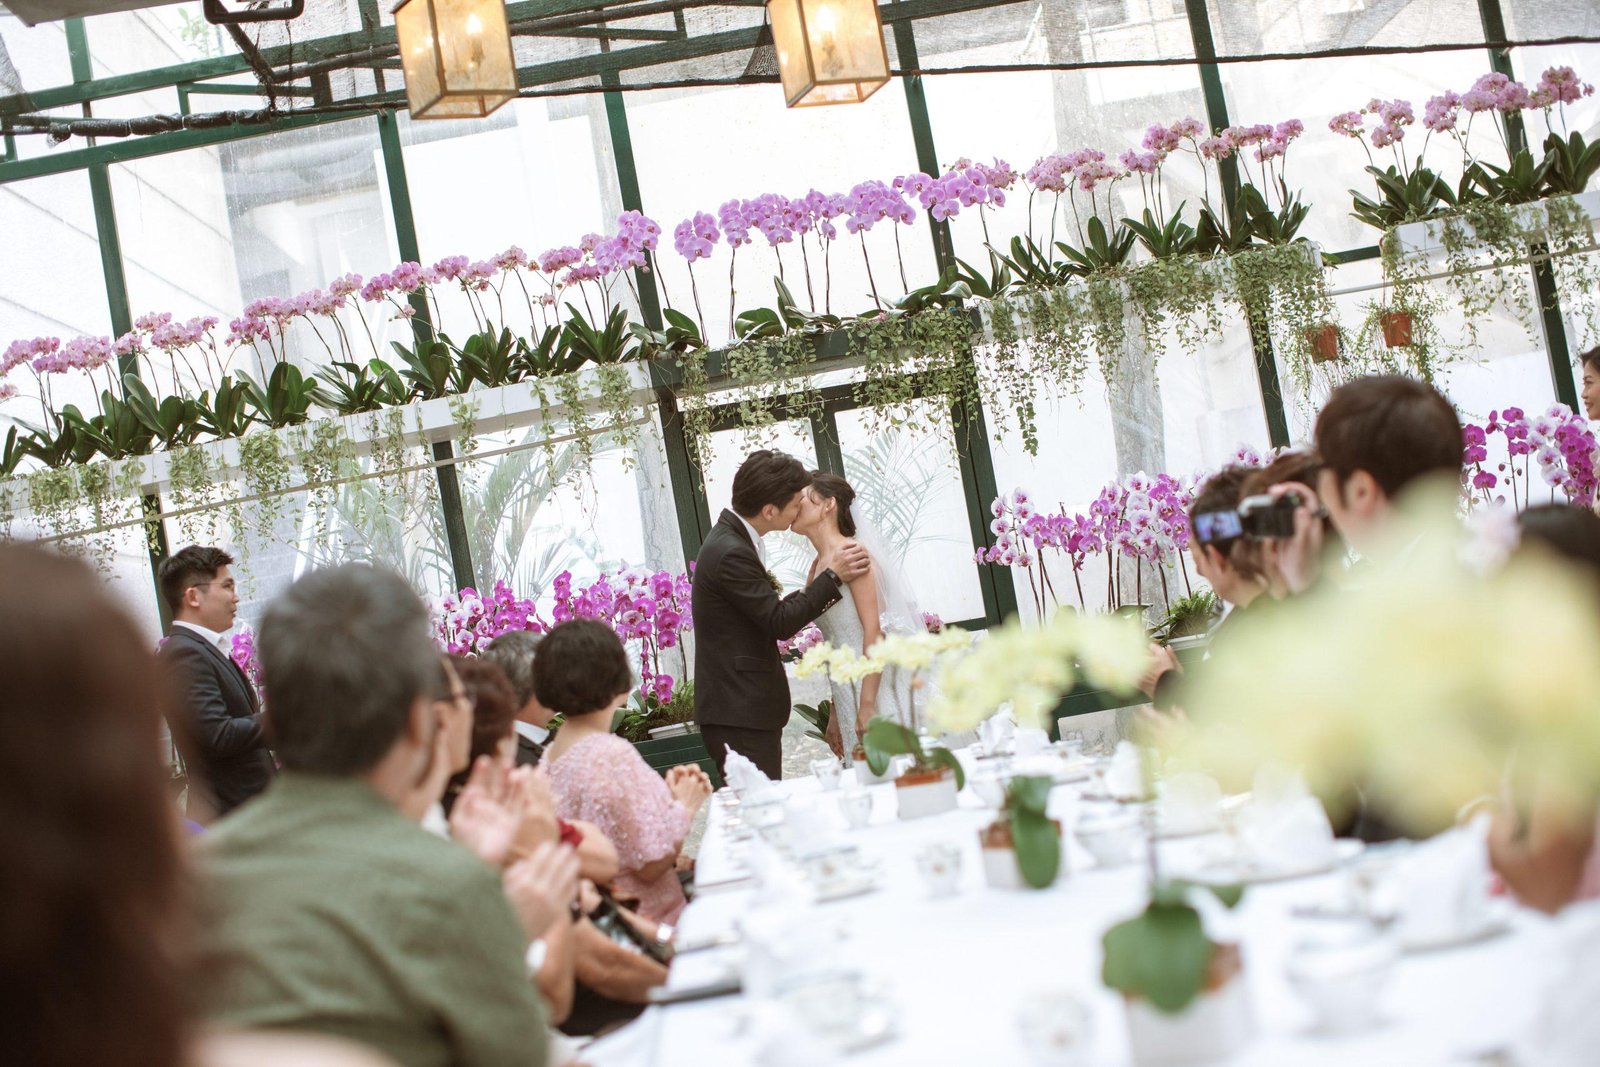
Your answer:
[454,413,685,598]
[1209,0,1485,54]
[0,170,111,427]
[1215,49,1502,253]
[627,82,934,348]
[398,99,621,340]
[1503,0,1600,37]
[113,118,398,393]
[835,403,986,624]
[0,11,72,95]
[160,436,455,631]
[922,67,1211,268]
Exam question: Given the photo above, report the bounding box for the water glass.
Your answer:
[1016,989,1095,1065]
[838,788,873,830]
[914,841,963,898]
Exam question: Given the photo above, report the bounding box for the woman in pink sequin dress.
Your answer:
[539,620,712,924]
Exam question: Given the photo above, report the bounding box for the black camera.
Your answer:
[1237,492,1302,540]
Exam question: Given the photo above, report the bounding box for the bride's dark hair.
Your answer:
[809,471,857,537]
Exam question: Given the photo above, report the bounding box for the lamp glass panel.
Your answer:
[436,0,516,97]
[799,0,889,84]
[395,0,443,115]
[769,0,815,105]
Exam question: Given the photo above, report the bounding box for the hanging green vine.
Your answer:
[238,430,293,550]
[290,419,358,545]
[167,443,225,547]
[594,362,642,467]
[721,331,823,451]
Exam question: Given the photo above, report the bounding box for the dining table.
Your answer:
[584,746,1561,1066]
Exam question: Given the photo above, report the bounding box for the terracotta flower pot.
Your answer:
[1305,323,1341,363]
[894,764,958,819]
[979,817,1065,889]
[852,744,894,786]
[1124,943,1252,1065]
[1380,310,1414,348]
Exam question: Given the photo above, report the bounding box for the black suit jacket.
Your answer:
[514,731,545,767]
[159,627,275,818]
[692,510,845,732]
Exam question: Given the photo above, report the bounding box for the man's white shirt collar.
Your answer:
[735,512,767,564]
[174,619,231,653]
[515,720,551,746]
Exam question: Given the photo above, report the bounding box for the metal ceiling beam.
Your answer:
[1,0,994,115]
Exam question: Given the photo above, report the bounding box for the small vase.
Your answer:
[1305,323,1341,363]
[894,765,958,820]
[852,746,895,786]
[979,818,1065,889]
[1380,310,1414,348]
[1124,944,1252,1066]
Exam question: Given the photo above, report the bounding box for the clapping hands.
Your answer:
[666,763,713,814]
[449,756,561,868]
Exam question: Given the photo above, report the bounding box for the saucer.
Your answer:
[1399,899,1513,953]
[811,869,881,902]
[1176,839,1365,886]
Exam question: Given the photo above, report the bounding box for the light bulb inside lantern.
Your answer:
[465,12,484,35]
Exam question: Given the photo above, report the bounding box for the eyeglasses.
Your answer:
[192,580,237,593]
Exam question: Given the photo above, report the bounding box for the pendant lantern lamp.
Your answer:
[394,0,517,119]
[766,0,891,108]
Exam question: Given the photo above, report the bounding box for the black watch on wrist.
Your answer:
[821,567,844,589]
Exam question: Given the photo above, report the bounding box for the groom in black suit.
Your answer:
[157,545,275,821]
[692,451,870,779]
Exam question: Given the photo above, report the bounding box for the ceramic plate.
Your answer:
[1175,839,1366,886]
[1399,900,1514,953]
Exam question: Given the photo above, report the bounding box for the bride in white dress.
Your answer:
[791,471,924,763]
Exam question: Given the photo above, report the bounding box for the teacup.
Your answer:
[810,757,843,791]
[1074,813,1141,868]
[1285,925,1397,1033]
[838,789,873,830]
[1016,989,1094,1065]
[914,841,963,898]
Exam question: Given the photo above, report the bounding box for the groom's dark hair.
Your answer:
[732,450,811,518]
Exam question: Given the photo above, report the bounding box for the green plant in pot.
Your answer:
[979,775,1061,890]
[1154,590,1219,644]
[1103,879,1250,1064]
[862,717,965,820]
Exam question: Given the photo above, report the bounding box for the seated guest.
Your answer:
[1138,466,1267,709]
[483,629,554,766]
[1581,345,1600,425]
[0,546,191,1067]
[1270,374,1463,593]
[197,563,576,1067]
[1490,504,1600,913]
[446,655,621,885]
[540,620,712,924]
[158,544,275,820]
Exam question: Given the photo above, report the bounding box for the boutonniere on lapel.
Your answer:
[765,570,783,593]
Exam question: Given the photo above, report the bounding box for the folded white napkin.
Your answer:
[979,712,1017,754]
[1105,741,1146,801]
[1514,899,1600,1066]
[1234,767,1335,872]
[1013,725,1050,759]
[1157,770,1221,834]
[1389,816,1494,947]
[725,746,780,803]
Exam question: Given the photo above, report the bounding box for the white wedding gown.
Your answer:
[814,585,917,766]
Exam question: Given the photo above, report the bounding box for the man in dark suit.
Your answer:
[157,545,274,821]
[481,629,551,767]
[692,451,870,779]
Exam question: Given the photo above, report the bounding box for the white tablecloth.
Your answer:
[590,761,1558,1066]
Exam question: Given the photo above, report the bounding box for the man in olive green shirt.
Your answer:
[198,565,550,1067]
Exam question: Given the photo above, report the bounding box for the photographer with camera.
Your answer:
[1266,375,1463,593]
[1239,450,1345,600]
[1138,466,1270,712]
